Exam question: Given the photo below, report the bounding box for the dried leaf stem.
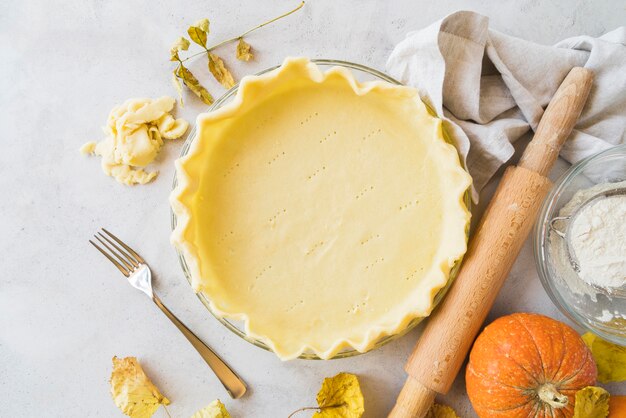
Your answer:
[287,403,346,418]
[163,405,172,418]
[171,1,304,104]
[181,1,305,63]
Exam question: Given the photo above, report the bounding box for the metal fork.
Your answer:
[90,228,247,399]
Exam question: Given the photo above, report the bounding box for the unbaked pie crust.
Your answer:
[171,57,471,360]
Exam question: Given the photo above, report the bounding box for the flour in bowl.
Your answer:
[570,192,626,289]
[553,180,626,295]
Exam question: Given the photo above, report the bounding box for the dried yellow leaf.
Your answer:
[188,19,209,47]
[426,403,460,418]
[208,53,235,89]
[313,373,364,418]
[176,66,214,105]
[170,37,190,61]
[236,38,253,61]
[573,386,610,418]
[195,18,209,33]
[110,356,170,418]
[190,399,231,418]
[582,332,626,383]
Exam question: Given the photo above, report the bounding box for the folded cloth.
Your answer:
[387,11,626,201]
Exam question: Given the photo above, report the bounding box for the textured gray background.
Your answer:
[1,1,625,417]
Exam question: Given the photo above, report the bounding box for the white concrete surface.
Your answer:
[1,1,624,417]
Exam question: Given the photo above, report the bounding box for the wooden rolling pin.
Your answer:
[388,67,594,418]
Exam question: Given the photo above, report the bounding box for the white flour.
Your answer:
[570,193,626,288]
[549,181,626,322]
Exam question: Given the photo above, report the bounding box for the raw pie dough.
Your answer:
[171,57,471,360]
[81,97,188,185]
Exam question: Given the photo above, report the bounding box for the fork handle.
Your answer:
[152,293,247,399]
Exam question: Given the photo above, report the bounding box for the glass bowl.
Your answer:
[535,144,626,346]
[171,59,471,359]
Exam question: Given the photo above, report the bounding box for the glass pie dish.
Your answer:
[535,144,626,346]
[171,59,471,359]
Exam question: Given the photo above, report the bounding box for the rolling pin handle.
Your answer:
[388,376,436,418]
[518,67,594,176]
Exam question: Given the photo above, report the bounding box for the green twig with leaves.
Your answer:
[170,1,305,105]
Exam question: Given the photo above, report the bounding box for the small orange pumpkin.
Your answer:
[466,313,597,418]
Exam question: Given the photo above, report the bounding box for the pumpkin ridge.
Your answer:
[550,406,558,418]
[537,397,547,418]
[543,400,555,418]
[484,332,541,386]
[467,365,532,391]
[472,393,535,413]
[482,399,535,413]
[553,325,597,387]
[474,401,539,418]
[515,315,548,382]
[554,348,593,388]
[556,406,569,418]
[548,326,568,382]
[556,403,570,418]
[558,386,582,393]
[530,400,541,418]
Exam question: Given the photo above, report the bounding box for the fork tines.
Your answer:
[89,228,145,277]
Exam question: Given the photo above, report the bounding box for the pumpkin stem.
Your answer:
[537,383,568,409]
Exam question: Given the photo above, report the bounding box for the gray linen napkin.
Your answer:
[386,11,626,201]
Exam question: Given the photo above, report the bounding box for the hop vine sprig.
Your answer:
[170,1,305,105]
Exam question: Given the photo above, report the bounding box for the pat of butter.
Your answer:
[81,97,188,185]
